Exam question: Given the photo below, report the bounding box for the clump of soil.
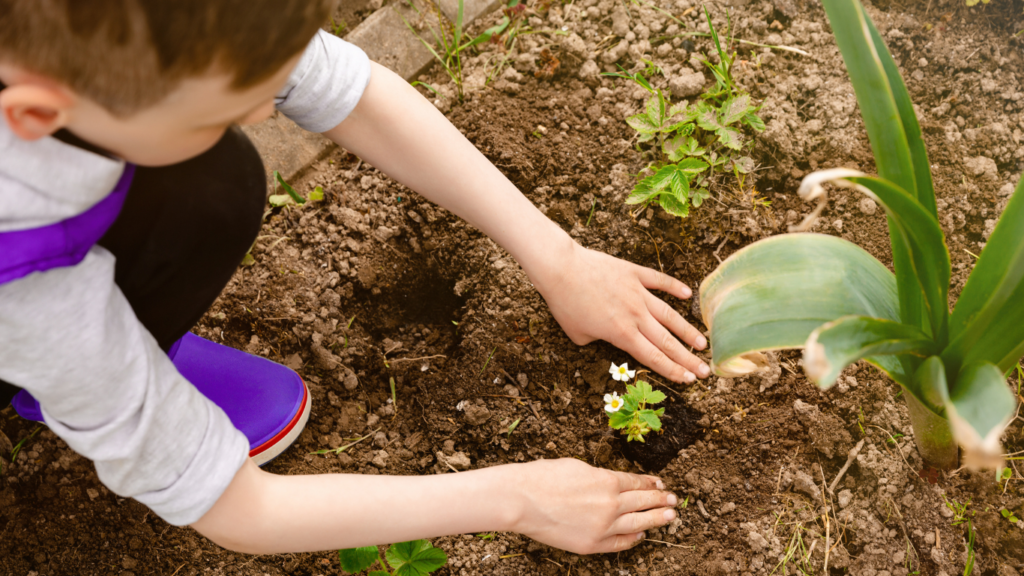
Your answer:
[619,396,704,473]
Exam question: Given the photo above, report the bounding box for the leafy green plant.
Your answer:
[613,9,763,219]
[339,540,447,576]
[1001,508,1020,523]
[269,171,323,207]
[604,379,666,443]
[698,0,1020,471]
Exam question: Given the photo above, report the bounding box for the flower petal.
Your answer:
[626,369,636,379]
[603,393,613,403]
[609,363,619,375]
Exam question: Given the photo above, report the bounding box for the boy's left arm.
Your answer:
[323,62,709,383]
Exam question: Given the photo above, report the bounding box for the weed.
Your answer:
[611,8,763,220]
[476,532,496,541]
[310,430,376,456]
[390,377,398,413]
[328,17,347,36]
[479,346,497,375]
[943,495,972,526]
[1001,508,1021,523]
[10,426,41,464]
[507,418,521,438]
[886,431,906,446]
[269,171,322,207]
[964,518,976,576]
[998,466,1013,487]
[338,540,447,576]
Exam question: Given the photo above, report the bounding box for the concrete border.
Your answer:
[242,0,502,187]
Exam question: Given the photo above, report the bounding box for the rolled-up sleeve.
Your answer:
[275,30,372,133]
[0,248,249,526]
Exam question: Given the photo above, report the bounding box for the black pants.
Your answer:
[0,127,266,408]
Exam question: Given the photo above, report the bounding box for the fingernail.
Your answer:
[683,371,696,383]
[696,335,707,349]
[636,532,646,541]
[698,364,711,377]
[655,479,665,490]
[663,509,676,521]
[667,494,678,506]
[682,287,693,298]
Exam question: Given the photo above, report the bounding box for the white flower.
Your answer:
[609,362,636,382]
[604,392,625,413]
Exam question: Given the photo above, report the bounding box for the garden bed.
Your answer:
[3,0,1024,574]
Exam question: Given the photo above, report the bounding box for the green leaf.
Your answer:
[719,94,753,125]
[626,165,676,205]
[369,572,391,576]
[742,113,765,132]
[803,315,938,389]
[911,357,959,469]
[699,234,900,378]
[639,409,664,432]
[695,103,722,132]
[608,410,633,429]
[663,133,689,162]
[844,175,950,346]
[659,193,690,217]
[945,362,1016,466]
[715,126,744,150]
[309,186,324,202]
[675,157,709,174]
[240,253,255,267]
[822,0,924,335]
[944,179,1024,376]
[691,188,710,208]
[461,16,510,50]
[731,156,755,174]
[668,170,689,202]
[645,91,667,128]
[274,170,306,205]
[386,540,448,576]
[339,546,379,573]
[626,113,659,134]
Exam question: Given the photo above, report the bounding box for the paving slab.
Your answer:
[243,0,501,188]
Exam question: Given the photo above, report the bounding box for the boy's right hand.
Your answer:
[509,458,677,554]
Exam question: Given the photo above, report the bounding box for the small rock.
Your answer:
[464,404,491,426]
[1000,182,1016,197]
[122,557,138,570]
[611,5,630,36]
[284,353,303,371]
[833,219,843,232]
[859,197,877,215]
[965,156,998,181]
[342,368,359,390]
[86,488,99,500]
[719,502,736,515]
[838,489,853,509]
[924,531,936,545]
[371,450,389,468]
[447,451,472,470]
[939,503,954,518]
[669,71,706,98]
[791,470,820,499]
[366,413,380,428]
[747,531,769,552]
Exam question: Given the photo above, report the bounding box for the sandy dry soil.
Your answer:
[3,0,1024,575]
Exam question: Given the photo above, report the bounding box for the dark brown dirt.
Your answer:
[5,0,1024,575]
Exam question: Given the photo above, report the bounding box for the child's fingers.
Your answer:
[608,507,677,537]
[616,489,677,515]
[636,266,692,300]
[643,291,707,350]
[596,532,646,554]
[610,470,663,493]
[637,318,710,380]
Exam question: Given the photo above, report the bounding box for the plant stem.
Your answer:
[904,391,958,470]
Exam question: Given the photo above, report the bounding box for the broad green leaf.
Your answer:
[663,133,688,162]
[386,540,448,576]
[645,91,667,127]
[695,104,722,132]
[946,362,1016,468]
[274,170,306,205]
[720,94,752,125]
[731,156,755,174]
[626,113,659,134]
[699,234,899,378]
[945,179,1024,376]
[309,186,324,202]
[608,410,632,429]
[659,193,689,217]
[339,546,379,573]
[684,136,706,156]
[909,357,959,470]
[822,0,924,335]
[268,194,294,207]
[742,113,765,132]
[639,409,664,431]
[627,166,675,205]
[843,175,950,345]
[647,389,667,405]
[675,157,709,174]
[803,315,938,389]
[668,170,689,202]
[369,572,390,576]
[715,126,743,150]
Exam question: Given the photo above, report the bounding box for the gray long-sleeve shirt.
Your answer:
[0,31,370,526]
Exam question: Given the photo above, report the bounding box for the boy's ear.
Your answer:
[0,83,76,141]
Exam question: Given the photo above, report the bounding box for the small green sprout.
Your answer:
[942,495,972,526]
[507,418,521,438]
[476,532,496,541]
[604,365,666,443]
[1001,508,1020,524]
[338,540,447,576]
[998,466,1013,486]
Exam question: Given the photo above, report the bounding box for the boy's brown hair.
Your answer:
[0,0,336,116]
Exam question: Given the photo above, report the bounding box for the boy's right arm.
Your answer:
[191,456,677,555]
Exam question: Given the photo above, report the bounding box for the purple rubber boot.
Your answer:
[12,333,310,466]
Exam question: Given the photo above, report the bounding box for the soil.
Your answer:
[4,0,1024,575]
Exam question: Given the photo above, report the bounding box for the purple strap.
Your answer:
[0,164,135,285]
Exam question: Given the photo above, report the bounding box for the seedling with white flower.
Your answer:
[603,364,667,443]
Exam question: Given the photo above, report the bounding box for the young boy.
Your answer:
[0,0,711,555]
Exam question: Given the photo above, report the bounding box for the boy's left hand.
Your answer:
[536,242,710,383]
